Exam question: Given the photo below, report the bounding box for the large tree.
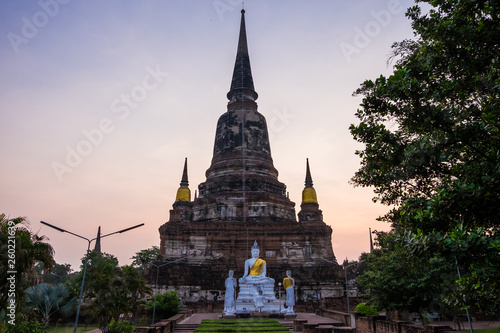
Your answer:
[350,0,500,314]
[358,231,459,316]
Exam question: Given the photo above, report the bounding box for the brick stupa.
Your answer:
[157,9,343,308]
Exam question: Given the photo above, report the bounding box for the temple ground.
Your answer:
[84,313,500,333]
[178,312,343,325]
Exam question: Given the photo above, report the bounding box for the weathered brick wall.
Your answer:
[376,320,401,333]
[405,323,426,333]
[318,309,352,326]
[356,316,371,333]
[353,316,450,333]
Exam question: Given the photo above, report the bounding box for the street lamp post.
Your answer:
[344,260,363,314]
[455,258,473,333]
[40,221,144,333]
[319,257,363,314]
[147,258,185,325]
[278,282,282,313]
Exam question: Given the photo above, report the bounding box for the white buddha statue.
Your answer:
[283,270,295,314]
[224,270,237,315]
[239,241,274,285]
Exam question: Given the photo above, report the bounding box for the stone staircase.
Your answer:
[173,320,295,333]
[280,321,295,332]
[173,323,199,333]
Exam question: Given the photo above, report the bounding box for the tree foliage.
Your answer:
[4,313,47,333]
[131,246,160,276]
[78,251,151,332]
[0,214,55,323]
[38,262,73,285]
[146,290,180,322]
[351,0,500,315]
[359,232,459,314]
[25,283,76,327]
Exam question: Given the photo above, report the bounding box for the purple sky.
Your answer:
[1,0,417,270]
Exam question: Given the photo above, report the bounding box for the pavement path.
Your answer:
[85,314,500,332]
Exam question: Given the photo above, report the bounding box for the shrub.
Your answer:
[146,290,180,322]
[355,303,378,316]
[107,319,135,333]
[5,314,47,333]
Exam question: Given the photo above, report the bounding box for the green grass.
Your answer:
[194,319,290,332]
[459,329,500,333]
[46,323,100,333]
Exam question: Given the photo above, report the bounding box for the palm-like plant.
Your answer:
[0,214,55,318]
[81,252,151,332]
[25,283,77,327]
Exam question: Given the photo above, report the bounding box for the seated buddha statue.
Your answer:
[239,241,274,285]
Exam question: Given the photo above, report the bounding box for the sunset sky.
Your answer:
[1,0,418,270]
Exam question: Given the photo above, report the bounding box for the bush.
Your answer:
[354,303,378,316]
[107,319,135,333]
[5,314,47,333]
[146,290,180,322]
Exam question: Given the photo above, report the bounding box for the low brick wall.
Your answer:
[356,316,371,333]
[354,315,451,333]
[133,309,193,333]
[318,309,352,326]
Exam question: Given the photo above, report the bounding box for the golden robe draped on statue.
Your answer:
[249,258,266,276]
[283,277,293,290]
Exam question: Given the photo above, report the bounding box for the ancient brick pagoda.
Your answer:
[157,9,343,306]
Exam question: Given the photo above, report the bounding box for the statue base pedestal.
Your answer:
[222,314,237,319]
[235,298,283,314]
[236,284,276,300]
[235,283,283,314]
[250,311,271,318]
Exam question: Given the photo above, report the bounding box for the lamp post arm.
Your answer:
[102,223,145,238]
[159,258,185,267]
[40,221,90,242]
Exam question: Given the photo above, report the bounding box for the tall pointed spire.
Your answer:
[369,228,374,253]
[180,157,188,187]
[227,9,258,103]
[94,226,101,254]
[175,158,190,202]
[302,158,318,204]
[305,158,313,188]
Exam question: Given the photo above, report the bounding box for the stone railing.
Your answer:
[133,309,193,333]
[317,309,353,327]
[296,311,453,333]
[355,315,452,333]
